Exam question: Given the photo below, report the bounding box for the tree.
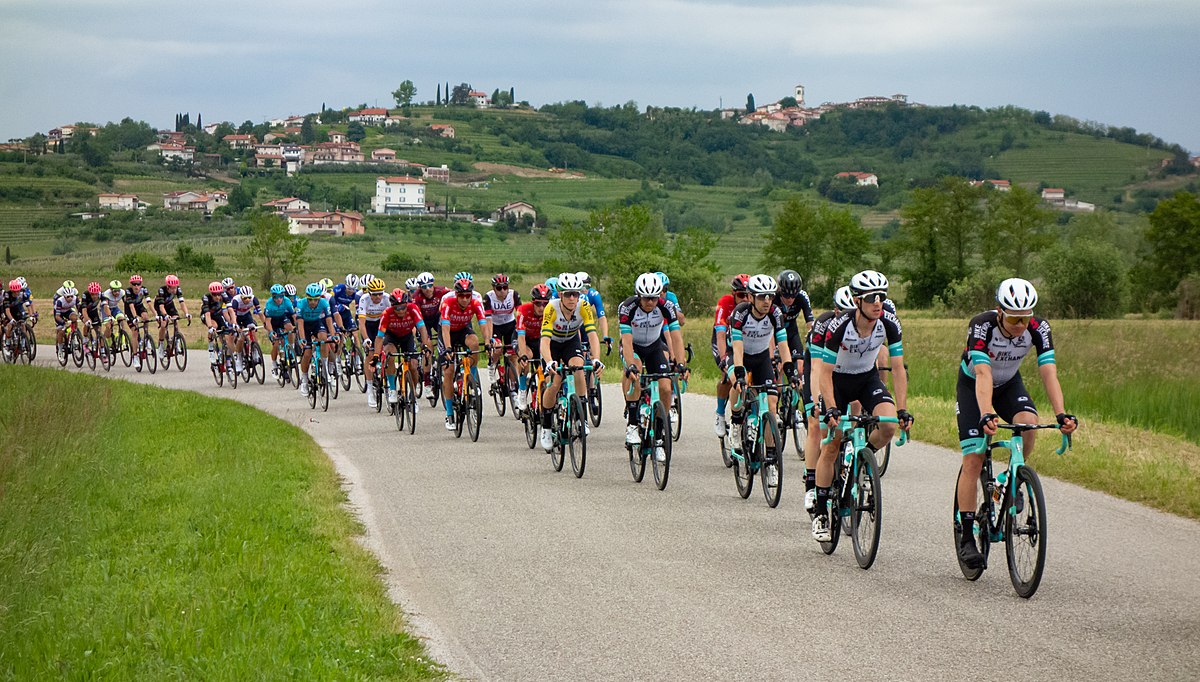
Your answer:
[392,80,417,108]
[897,177,983,305]
[509,86,515,104]
[980,186,1054,276]
[436,83,441,106]
[4,246,11,265]
[346,121,366,143]
[1142,191,1200,296]
[745,93,756,113]
[1039,240,1127,318]
[491,88,501,107]
[450,83,472,106]
[240,212,311,289]
[779,96,798,108]
[761,197,870,304]
[300,115,315,143]
[196,112,202,130]
[227,184,254,213]
[238,120,255,134]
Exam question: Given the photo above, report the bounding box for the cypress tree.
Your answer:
[436,83,441,105]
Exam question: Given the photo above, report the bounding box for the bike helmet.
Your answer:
[208,281,224,294]
[731,274,750,292]
[62,279,76,289]
[319,277,333,293]
[359,272,371,286]
[345,274,359,289]
[453,277,473,294]
[454,271,473,283]
[305,282,324,298]
[492,273,509,287]
[544,276,558,294]
[834,286,854,310]
[284,284,297,296]
[237,285,253,298]
[108,279,122,290]
[635,272,664,298]
[129,274,142,285]
[417,271,434,287]
[996,277,1038,311]
[557,272,584,293]
[165,274,180,287]
[270,284,285,296]
[8,280,19,292]
[87,281,101,295]
[405,277,418,291]
[747,274,778,296]
[531,284,551,301]
[15,276,27,288]
[391,287,406,302]
[367,278,385,293]
[849,270,889,296]
[576,271,592,288]
[221,277,235,289]
[65,287,78,298]
[55,286,67,298]
[778,269,803,297]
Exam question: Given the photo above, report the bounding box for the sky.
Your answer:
[1,0,1198,152]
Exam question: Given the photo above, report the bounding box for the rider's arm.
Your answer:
[890,353,909,416]
[974,363,996,416]
[1039,363,1068,418]
[586,329,601,362]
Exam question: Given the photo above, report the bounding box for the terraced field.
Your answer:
[0,206,68,245]
[993,131,1170,200]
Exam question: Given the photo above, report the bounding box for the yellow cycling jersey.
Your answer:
[541,298,597,342]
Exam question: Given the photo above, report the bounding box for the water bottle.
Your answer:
[746,414,758,444]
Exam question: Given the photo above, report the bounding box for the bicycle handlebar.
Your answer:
[820,415,908,447]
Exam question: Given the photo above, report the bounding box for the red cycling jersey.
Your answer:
[439,296,487,332]
[713,294,737,331]
[378,302,425,338]
[515,301,545,341]
[415,286,448,322]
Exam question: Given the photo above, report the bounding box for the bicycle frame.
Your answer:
[730,385,772,469]
[973,427,1070,541]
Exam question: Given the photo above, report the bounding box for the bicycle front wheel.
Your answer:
[524,409,539,449]
[877,440,892,477]
[549,417,565,472]
[850,449,883,569]
[117,329,132,367]
[144,338,158,374]
[953,468,991,581]
[212,359,223,387]
[406,382,417,435]
[308,369,317,409]
[492,377,507,417]
[652,399,672,490]
[24,326,37,362]
[760,412,783,508]
[71,330,85,367]
[733,442,754,499]
[1005,466,1047,598]
[791,412,807,461]
[569,394,587,478]
[588,379,603,428]
[670,389,682,442]
[467,375,483,442]
[252,344,265,384]
[174,333,188,371]
[320,375,330,412]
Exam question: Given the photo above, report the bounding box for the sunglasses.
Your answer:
[639,296,659,302]
[734,293,752,300]
[494,285,509,290]
[753,293,772,300]
[370,292,383,296]
[859,292,887,303]
[561,291,581,298]
[1003,312,1032,325]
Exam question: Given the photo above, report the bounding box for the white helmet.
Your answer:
[360,273,374,287]
[576,271,592,288]
[56,286,67,298]
[747,274,778,296]
[849,270,888,296]
[634,272,664,297]
[405,277,418,291]
[556,272,584,293]
[996,277,1038,311]
[834,286,854,310]
[221,277,235,288]
[417,271,434,287]
[346,274,359,289]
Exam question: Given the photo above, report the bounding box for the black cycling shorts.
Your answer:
[831,369,894,414]
[632,341,670,374]
[548,335,584,363]
[364,320,380,342]
[267,315,293,334]
[493,320,517,347]
[383,330,417,354]
[236,312,256,329]
[801,354,813,409]
[742,349,777,396]
[438,326,474,357]
[302,319,326,342]
[955,370,1038,454]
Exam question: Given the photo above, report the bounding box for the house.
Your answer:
[309,141,363,165]
[429,124,455,138]
[328,130,347,144]
[1063,199,1096,213]
[422,164,450,183]
[255,151,285,168]
[718,108,741,120]
[969,179,1012,192]
[835,171,879,186]
[763,112,790,133]
[159,143,196,162]
[163,190,227,213]
[263,197,311,213]
[282,127,302,136]
[285,115,314,128]
[287,210,364,236]
[97,193,146,211]
[468,91,491,108]
[222,134,256,149]
[384,115,407,127]
[492,201,536,222]
[348,108,389,125]
[372,176,427,215]
[371,148,397,162]
[267,117,288,127]
[203,122,221,135]
[1041,188,1066,204]
[157,130,187,144]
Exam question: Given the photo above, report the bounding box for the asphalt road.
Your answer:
[35,349,1200,680]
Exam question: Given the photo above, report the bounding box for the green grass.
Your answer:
[992,131,1170,200]
[0,365,439,679]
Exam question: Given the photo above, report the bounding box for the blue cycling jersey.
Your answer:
[332,284,357,309]
[664,291,679,308]
[264,296,295,318]
[295,297,331,322]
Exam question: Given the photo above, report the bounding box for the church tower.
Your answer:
[795,84,806,107]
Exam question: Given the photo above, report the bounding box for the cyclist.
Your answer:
[123,275,152,364]
[727,275,797,473]
[13,276,35,316]
[201,281,233,365]
[712,274,751,437]
[283,283,298,307]
[333,275,360,337]
[154,275,190,360]
[53,284,81,354]
[775,269,814,362]
[220,277,237,304]
[1,280,31,351]
[484,273,521,387]
[228,285,266,374]
[515,283,551,412]
[79,282,104,339]
[538,272,603,451]
[439,277,491,431]
[811,270,912,543]
[953,277,1078,569]
[801,286,854,513]
[296,282,338,397]
[264,284,297,376]
[618,273,684,461]
[357,277,390,407]
[576,271,610,343]
[655,271,686,326]
[99,280,132,365]
[376,287,431,408]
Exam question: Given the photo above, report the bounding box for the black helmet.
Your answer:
[778,269,803,297]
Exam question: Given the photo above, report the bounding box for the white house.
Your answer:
[97,193,145,211]
[371,148,397,162]
[1041,188,1066,203]
[348,108,389,125]
[287,211,364,236]
[163,190,227,213]
[429,124,455,138]
[263,197,311,213]
[222,134,256,149]
[835,171,879,186]
[492,201,536,222]
[468,91,491,108]
[372,176,427,215]
[159,143,195,162]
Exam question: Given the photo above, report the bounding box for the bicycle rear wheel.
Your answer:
[340,347,353,392]
[953,468,991,581]
[791,412,807,461]
[394,387,406,431]
[629,431,647,483]
[467,375,482,442]
[877,441,892,477]
[99,335,112,372]
[492,376,507,417]
[569,395,587,478]
[57,338,69,366]
[71,330,85,367]
[406,382,417,435]
[212,358,223,387]
[588,379,603,428]
[173,333,188,371]
[850,449,883,569]
[760,412,783,508]
[144,338,158,374]
[820,450,848,556]
[549,417,565,472]
[670,388,682,443]
[652,399,672,490]
[226,352,238,388]
[329,361,340,400]
[117,329,132,367]
[355,347,367,392]
[1005,466,1047,598]
[308,368,317,409]
[524,410,539,449]
[24,325,37,362]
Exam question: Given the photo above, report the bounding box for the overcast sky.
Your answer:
[2,0,1197,152]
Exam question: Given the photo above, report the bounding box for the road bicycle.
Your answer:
[209,328,237,388]
[81,321,112,372]
[104,313,133,368]
[666,343,693,443]
[354,333,370,394]
[424,347,442,409]
[582,337,612,428]
[272,327,301,388]
[488,340,519,418]
[776,378,807,461]
[448,348,485,442]
[386,350,424,435]
[624,366,675,491]
[954,423,1071,598]
[57,317,86,368]
[159,315,190,372]
[520,361,547,450]
[132,317,157,374]
[729,382,784,508]
[306,338,334,412]
[338,326,363,393]
[236,324,266,385]
[818,414,907,569]
[23,314,38,362]
[1,318,34,364]
[547,361,593,478]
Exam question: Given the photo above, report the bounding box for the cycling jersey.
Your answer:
[541,298,597,342]
[332,284,357,311]
[378,302,425,338]
[228,294,261,317]
[415,286,448,324]
[440,289,485,309]
[155,285,185,310]
[806,310,838,362]
[2,292,26,320]
[263,296,295,319]
[295,297,331,322]
[101,289,124,307]
[728,302,787,356]
[617,295,679,347]
[960,310,1055,386]
[439,296,487,332]
[775,290,814,326]
[124,285,149,314]
[515,302,545,342]
[483,289,520,325]
[584,289,606,318]
[79,293,103,318]
[200,294,227,322]
[53,294,79,316]
[819,309,903,374]
[356,291,390,322]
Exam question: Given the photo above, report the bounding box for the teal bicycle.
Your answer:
[273,327,301,389]
[954,423,1071,598]
[624,366,675,490]
[730,382,784,508]
[306,338,333,412]
[819,414,907,569]
[548,361,596,478]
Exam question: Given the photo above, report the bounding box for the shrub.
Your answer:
[174,244,216,272]
[51,239,76,255]
[115,251,171,273]
[934,266,1012,316]
[1037,241,1127,318]
[1176,273,1200,320]
[381,253,421,272]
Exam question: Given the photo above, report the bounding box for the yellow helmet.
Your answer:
[367,277,385,293]
[319,277,334,293]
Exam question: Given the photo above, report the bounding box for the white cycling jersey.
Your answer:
[485,289,518,325]
[356,291,390,322]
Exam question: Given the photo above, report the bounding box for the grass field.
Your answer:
[993,131,1169,200]
[0,365,438,679]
